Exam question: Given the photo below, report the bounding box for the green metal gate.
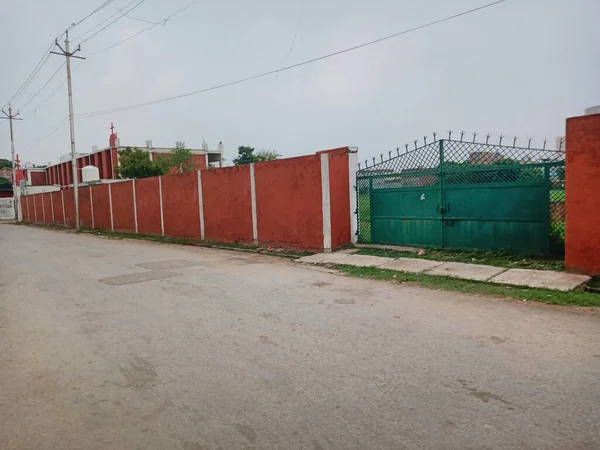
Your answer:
[357,137,565,256]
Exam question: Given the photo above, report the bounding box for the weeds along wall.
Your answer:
[21,148,357,251]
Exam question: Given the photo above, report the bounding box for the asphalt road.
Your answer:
[1,225,599,450]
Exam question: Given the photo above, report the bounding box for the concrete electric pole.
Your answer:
[1,104,23,222]
[51,30,85,230]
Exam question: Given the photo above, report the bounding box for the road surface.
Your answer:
[1,225,599,449]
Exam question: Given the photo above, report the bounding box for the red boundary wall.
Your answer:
[111,181,136,233]
[203,165,253,243]
[255,155,323,249]
[565,113,600,275]
[21,148,354,250]
[162,172,201,239]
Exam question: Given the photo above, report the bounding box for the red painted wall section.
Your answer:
[111,181,136,233]
[79,186,93,228]
[255,155,324,249]
[63,189,75,227]
[91,184,112,230]
[565,113,600,275]
[22,196,29,221]
[42,192,53,224]
[135,177,162,235]
[327,149,351,248]
[51,191,64,224]
[161,173,201,238]
[111,149,118,178]
[203,165,253,243]
[30,171,46,186]
[34,194,44,223]
[0,191,11,199]
[192,154,207,170]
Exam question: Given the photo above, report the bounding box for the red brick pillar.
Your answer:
[565,112,600,275]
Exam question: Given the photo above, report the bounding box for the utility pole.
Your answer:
[51,30,85,230]
[1,104,23,222]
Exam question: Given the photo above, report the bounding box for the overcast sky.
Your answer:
[0,0,598,166]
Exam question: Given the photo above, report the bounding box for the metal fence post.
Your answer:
[439,139,446,248]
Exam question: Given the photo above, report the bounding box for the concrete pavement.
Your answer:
[1,224,599,449]
[298,253,591,291]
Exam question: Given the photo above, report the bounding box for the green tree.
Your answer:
[0,176,10,185]
[166,141,195,173]
[116,147,166,179]
[254,149,281,162]
[0,158,12,169]
[233,146,256,165]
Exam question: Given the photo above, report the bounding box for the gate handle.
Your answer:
[436,202,440,212]
[446,202,450,213]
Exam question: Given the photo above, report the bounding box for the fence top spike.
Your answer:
[433,132,437,141]
[448,130,453,139]
[472,132,478,144]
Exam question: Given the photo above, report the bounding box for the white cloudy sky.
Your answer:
[0,0,598,166]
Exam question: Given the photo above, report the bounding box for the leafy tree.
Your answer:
[233,146,256,165]
[163,141,195,173]
[254,149,281,162]
[0,176,10,185]
[0,158,11,169]
[116,147,166,179]
[233,146,281,165]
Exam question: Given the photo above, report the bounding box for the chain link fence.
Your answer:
[357,137,565,255]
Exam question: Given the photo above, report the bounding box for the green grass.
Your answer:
[550,189,565,202]
[355,247,564,271]
[330,264,600,307]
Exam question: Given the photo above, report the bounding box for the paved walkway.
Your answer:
[297,252,590,291]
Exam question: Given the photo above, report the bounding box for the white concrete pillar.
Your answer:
[90,186,95,229]
[158,176,165,236]
[61,190,66,226]
[250,163,258,245]
[41,193,46,223]
[348,146,359,244]
[320,153,332,252]
[132,180,138,233]
[108,183,114,231]
[50,191,55,224]
[197,171,205,240]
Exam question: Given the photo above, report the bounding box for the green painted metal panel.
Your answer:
[355,139,565,255]
[370,187,443,247]
[444,184,550,254]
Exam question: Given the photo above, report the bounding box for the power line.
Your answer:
[30,117,69,147]
[2,1,116,111]
[27,61,84,115]
[118,12,162,26]
[77,0,148,45]
[2,41,57,110]
[69,0,115,30]
[87,0,201,57]
[71,0,140,42]
[78,0,507,119]
[17,62,65,112]
[18,0,197,116]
